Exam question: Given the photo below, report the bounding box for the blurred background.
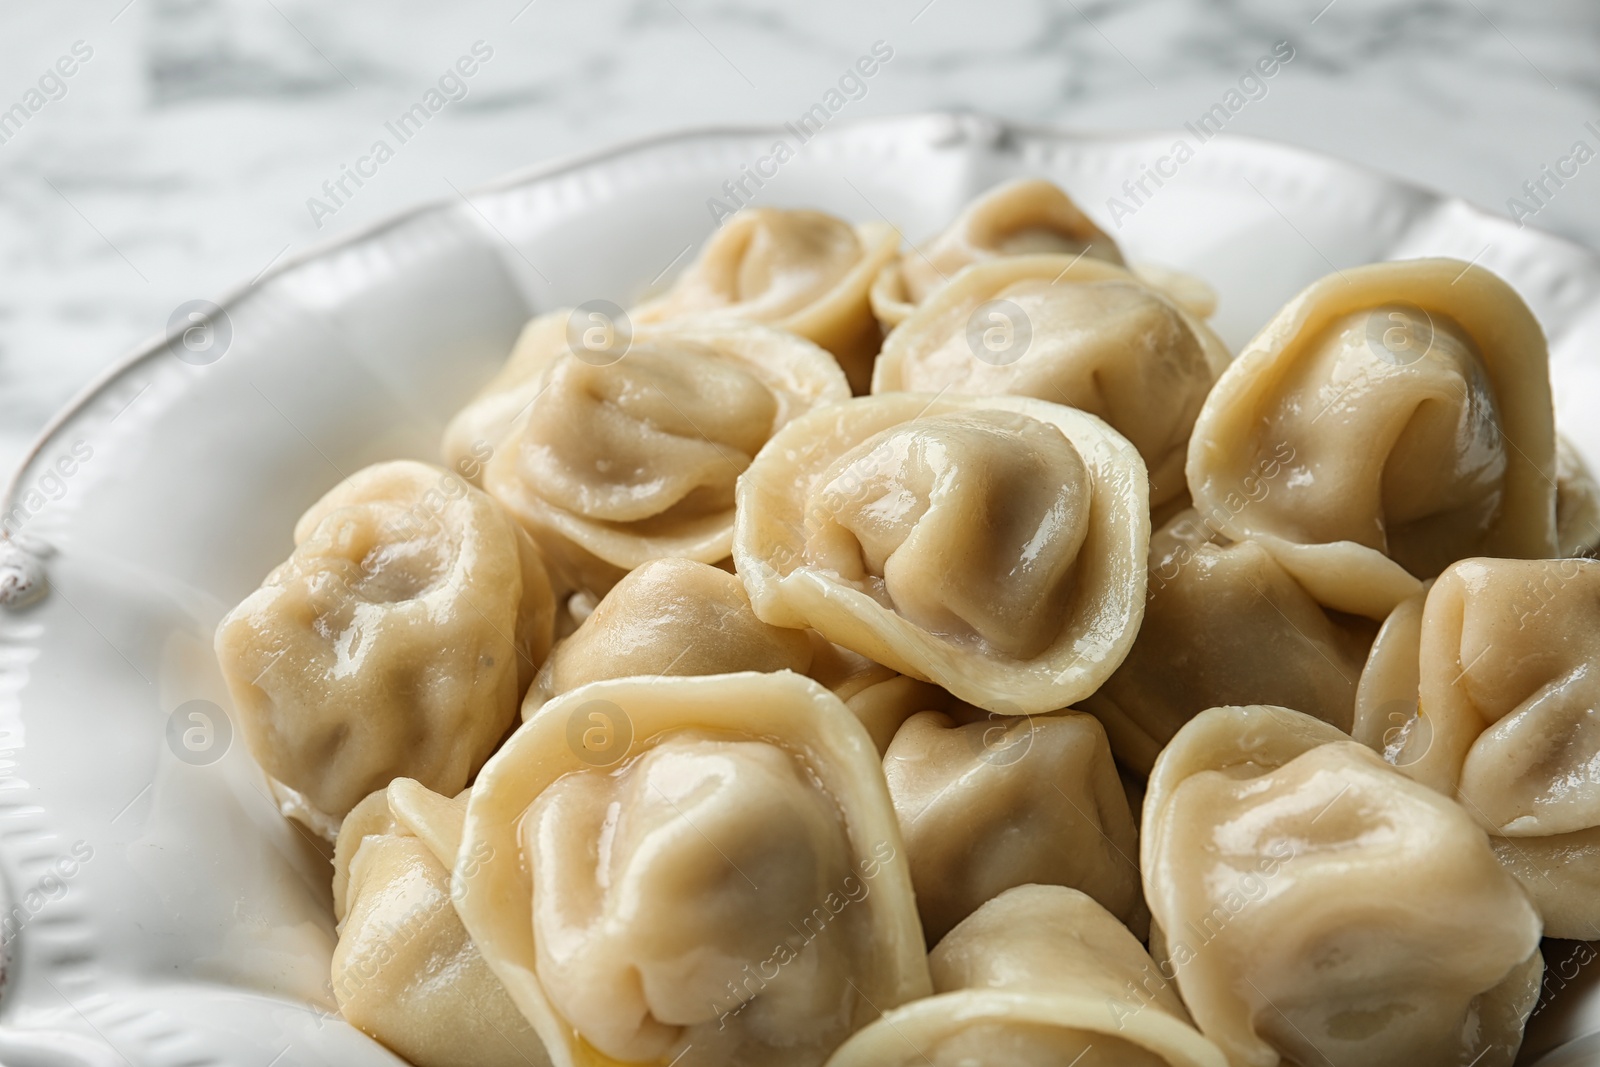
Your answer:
[1,0,1596,477]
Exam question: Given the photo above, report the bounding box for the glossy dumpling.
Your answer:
[1353,556,1600,938]
[1082,508,1417,773]
[1187,259,1557,583]
[1557,434,1600,557]
[633,208,898,392]
[215,460,555,825]
[523,556,812,717]
[480,321,850,597]
[453,672,930,1067]
[332,780,551,1067]
[735,392,1150,714]
[873,178,1122,315]
[873,254,1228,506]
[884,708,1145,943]
[1143,704,1543,1067]
[826,884,1227,1067]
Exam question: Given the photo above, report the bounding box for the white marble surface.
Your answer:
[2,0,1597,480]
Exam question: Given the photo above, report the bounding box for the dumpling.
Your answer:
[480,321,850,597]
[1187,259,1557,583]
[734,392,1150,714]
[1082,508,1418,773]
[883,708,1145,943]
[1143,704,1543,1067]
[332,779,552,1067]
[872,178,1124,320]
[872,254,1228,506]
[523,556,812,717]
[1352,556,1600,938]
[633,208,898,392]
[215,460,555,826]
[1557,434,1600,557]
[825,884,1228,1067]
[452,671,931,1067]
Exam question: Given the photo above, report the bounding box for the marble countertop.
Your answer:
[2,0,1597,479]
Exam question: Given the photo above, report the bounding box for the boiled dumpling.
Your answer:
[633,208,898,392]
[734,392,1150,714]
[1352,556,1600,938]
[523,556,812,717]
[872,254,1228,506]
[1557,434,1600,556]
[871,178,1124,322]
[1082,508,1418,773]
[332,779,552,1067]
[1143,704,1543,1067]
[453,671,931,1067]
[883,708,1145,943]
[825,884,1227,1067]
[1187,259,1557,583]
[480,321,850,597]
[215,460,555,826]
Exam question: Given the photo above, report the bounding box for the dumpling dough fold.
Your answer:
[884,708,1146,943]
[332,779,552,1067]
[1186,259,1556,583]
[873,253,1229,506]
[523,556,812,718]
[633,208,898,392]
[734,392,1150,715]
[472,321,850,597]
[1143,704,1543,1067]
[453,671,931,1067]
[215,459,555,825]
[1081,508,1415,773]
[1352,556,1600,938]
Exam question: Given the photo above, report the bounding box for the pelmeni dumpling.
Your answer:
[453,672,931,1067]
[523,556,812,717]
[1557,435,1600,557]
[480,321,850,597]
[633,208,898,392]
[826,884,1227,1067]
[884,708,1145,943]
[1353,556,1600,938]
[1143,705,1543,1067]
[1187,260,1557,583]
[215,460,555,825]
[872,255,1228,506]
[872,178,1123,318]
[735,392,1150,714]
[332,779,552,1067]
[1082,508,1418,773]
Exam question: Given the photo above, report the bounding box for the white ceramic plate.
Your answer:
[1,111,1597,1067]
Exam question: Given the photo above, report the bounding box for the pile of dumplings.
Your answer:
[213,177,1600,1067]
